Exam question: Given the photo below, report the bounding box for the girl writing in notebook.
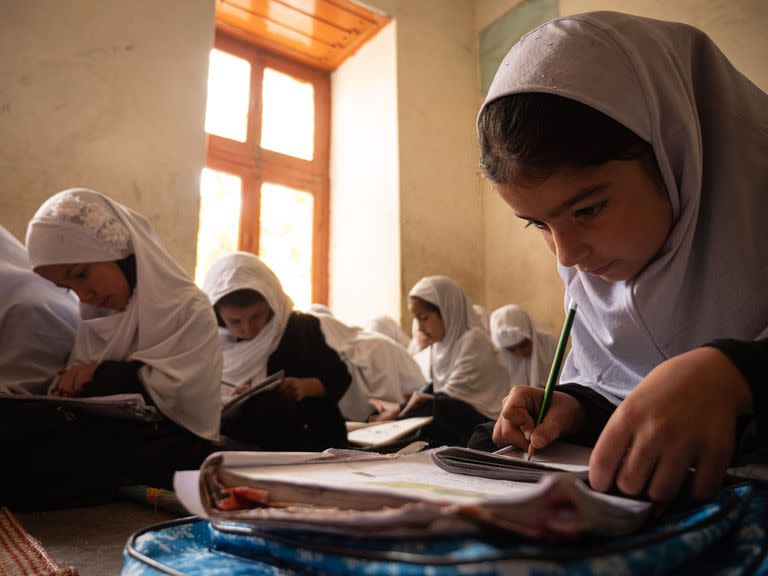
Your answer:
[3,189,222,507]
[374,275,509,446]
[203,251,350,450]
[478,12,767,501]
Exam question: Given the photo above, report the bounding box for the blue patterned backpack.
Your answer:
[123,482,768,575]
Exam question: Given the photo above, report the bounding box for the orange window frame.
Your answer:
[206,31,331,304]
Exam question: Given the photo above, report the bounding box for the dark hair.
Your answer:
[478,92,659,185]
[116,254,137,292]
[409,295,441,316]
[214,289,267,327]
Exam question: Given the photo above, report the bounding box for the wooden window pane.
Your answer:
[259,182,314,308]
[205,49,251,142]
[260,68,315,160]
[195,168,242,286]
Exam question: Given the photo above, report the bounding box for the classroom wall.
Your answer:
[361,0,487,329]
[329,22,400,326]
[474,0,768,335]
[0,0,215,275]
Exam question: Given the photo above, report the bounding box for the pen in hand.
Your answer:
[528,299,577,461]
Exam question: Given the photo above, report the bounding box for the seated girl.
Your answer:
[204,252,351,450]
[490,304,557,389]
[0,225,78,394]
[364,314,411,349]
[3,188,222,508]
[374,275,509,447]
[306,310,426,422]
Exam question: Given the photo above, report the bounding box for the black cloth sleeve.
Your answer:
[704,339,768,457]
[556,383,617,446]
[84,360,150,402]
[267,312,351,402]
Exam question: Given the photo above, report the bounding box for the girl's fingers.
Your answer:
[645,450,693,502]
[589,417,633,493]
[690,445,731,501]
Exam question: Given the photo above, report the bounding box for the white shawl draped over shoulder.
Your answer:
[0,225,78,394]
[202,252,293,388]
[409,276,508,420]
[309,313,426,422]
[480,12,768,404]
[26,189,222,439]
[490,304,557,389]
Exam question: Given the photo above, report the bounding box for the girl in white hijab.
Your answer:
[376,276,508,446]
[26,189,222,441]
[364,315,411,349]
[307,311,426,422]
[0,225,78,394]
[479,12,767,502]
[204,252,350,449]
[5,189,222,504]
[490,304,557,389]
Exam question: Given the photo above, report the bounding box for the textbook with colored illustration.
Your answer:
[174,441,653,540]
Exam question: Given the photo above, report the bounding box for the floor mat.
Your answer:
[0,507,78,576]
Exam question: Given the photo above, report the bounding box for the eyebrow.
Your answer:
[515,185,609,222]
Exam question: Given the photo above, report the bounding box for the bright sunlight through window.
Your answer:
[259,183,314,309]
[260,68,315,160]
[194,168,241,287]
[205,49,250,142]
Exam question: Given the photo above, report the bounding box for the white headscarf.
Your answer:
[364,315,411,349]
[308,313,425,422]
[409,276,508,419]
[25,189,222,439]
[480,12,768,404]
[203,252,293,388]
[473,305,492,337]
[490,305,558,389]
[0,226,78,394]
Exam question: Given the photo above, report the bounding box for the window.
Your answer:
[195,32,330,309]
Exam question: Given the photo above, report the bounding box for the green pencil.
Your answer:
[527,299,578,460]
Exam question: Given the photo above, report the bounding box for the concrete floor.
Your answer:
[16,501,182,575]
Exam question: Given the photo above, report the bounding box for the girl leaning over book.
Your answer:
[1,188,222,510]
[479,12,768,501]
[203,251,350,451]
[373,275,509,447]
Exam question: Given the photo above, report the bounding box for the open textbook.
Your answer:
[346,416,433,447]
[0,371,286,423]
[174,442,653,540]
[0,392,161,421]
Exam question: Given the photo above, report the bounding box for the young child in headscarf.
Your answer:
[307,309,426,422]
[3,189,222,508]
[0,225,78,394]
[478,12,767,502]
[375,276,509,447]
[204,251,350,450]
[490,304,557,389]
[364,314,411,349]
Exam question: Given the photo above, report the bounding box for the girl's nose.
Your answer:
[551,227,589,268]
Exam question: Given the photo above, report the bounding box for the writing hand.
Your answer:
[590,347,752,502]
[53,363,99,397]
[492,386,585,451]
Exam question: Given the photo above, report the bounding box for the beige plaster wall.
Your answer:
[475,0,768,335]
[0,0,215,275]
[329,22,400,326]
[368,0,487,328]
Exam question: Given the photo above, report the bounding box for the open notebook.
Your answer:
[0,392,161,421]
[175,442,653,540]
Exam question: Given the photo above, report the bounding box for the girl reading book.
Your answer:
[204,251,350,450]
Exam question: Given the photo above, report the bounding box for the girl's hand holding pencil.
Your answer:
[492,388,586,454]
